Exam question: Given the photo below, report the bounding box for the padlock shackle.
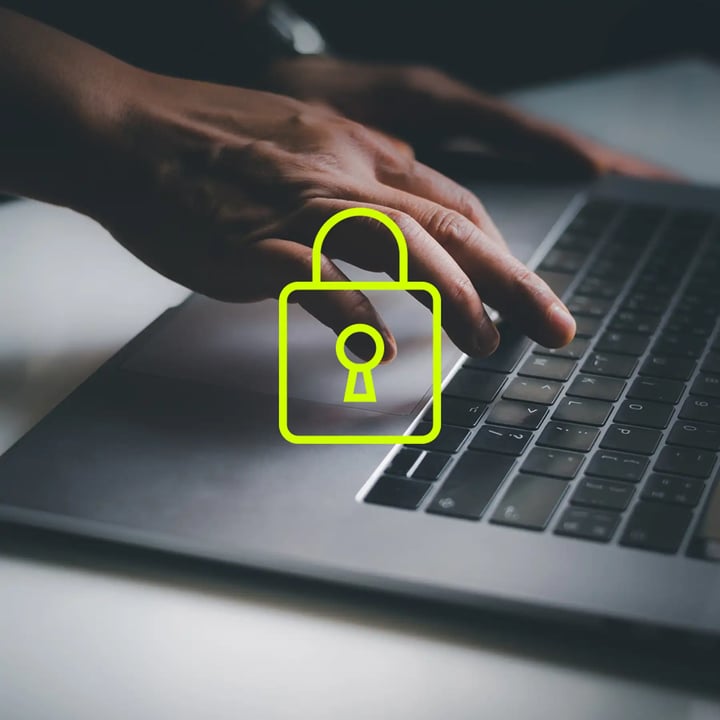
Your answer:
[312,208,409,284]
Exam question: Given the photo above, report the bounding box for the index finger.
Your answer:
[356,185,577,348]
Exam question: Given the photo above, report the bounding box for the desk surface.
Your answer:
[2,59,720,720]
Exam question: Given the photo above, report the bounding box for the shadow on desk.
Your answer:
[1,521,718,699]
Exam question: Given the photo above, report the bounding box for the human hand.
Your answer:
[89,70,575,361]
[264,56,675,180]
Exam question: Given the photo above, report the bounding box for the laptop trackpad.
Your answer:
[122,285,461,417]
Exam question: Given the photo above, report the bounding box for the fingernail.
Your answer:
[380,332,397,364]
[549,303,576,341]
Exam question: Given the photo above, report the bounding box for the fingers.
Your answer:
[224,237,397,362]
[283,198,499,356]
[329,187,575,348]
[431,89,677,181]
[378,159,507,249]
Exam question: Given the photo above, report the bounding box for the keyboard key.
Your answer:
[587,257,631,280]
[641,473,705,507]
[600,424,661,455]
[667,209,714,237]
[491,475,568,530]
[620,503,693,554]
[665,312,715,337]
[534,337,590,360]
[555,507,620,543]
[627,377,685,405]
[555,230,596,252]
[387,449,421,476]
[540,248,586,274]
[519,355,576,382]
[464,324,529,373]
[667,420,720,451]
[567,374,625,402]
[502,377,562,405]
[520,448,584,479]
[571,477,635,511]
[654,446,716,479]
[573,200,620,231]
[632,276,677,299]
[652,333,706,359]
[613,399,674,429]
[552,397,613,426]
[412,452,452,481]
[576,275,624,300]
[365,476,432,510]
[586,451,648,482]
[444,369,506,403]
[574,315,604,338]
[487,400,548,430]
[679,395,720,425]
[427,452,514,520]
[425,397,486,428]
[537,422,599,452]
[609,310,660,335]
[595,331,649,356]
[413,424,469,453]
[582,352,637,379]
[640,355,696,381]
[701,352,720,376]
[469,425,532,456]
[690,373,720,399]
[620,204,666,232]
[567,295,612,317]
[535,269,574,297]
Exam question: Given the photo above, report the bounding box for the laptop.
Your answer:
[1,173,719,639]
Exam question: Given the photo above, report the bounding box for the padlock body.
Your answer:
[278,280,442,445]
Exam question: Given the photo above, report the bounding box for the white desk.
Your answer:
[2,59,720,720]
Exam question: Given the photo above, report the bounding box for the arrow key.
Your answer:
[487,400,548,430]
[503,377,562,405]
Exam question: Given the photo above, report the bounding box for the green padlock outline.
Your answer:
[278,207,442,445]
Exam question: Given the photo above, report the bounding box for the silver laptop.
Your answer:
[1,174,719,639]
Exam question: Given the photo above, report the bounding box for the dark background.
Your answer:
[293,0,719,90]
[4,0,720,90]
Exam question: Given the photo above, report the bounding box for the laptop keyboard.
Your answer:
[364,198,720,558]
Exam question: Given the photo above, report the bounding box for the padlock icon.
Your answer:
[278,207,442,445]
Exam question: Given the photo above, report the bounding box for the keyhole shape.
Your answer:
[335,324,385,403]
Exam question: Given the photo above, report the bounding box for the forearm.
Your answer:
[0,8,137,212]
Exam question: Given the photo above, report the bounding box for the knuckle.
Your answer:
[346,291,374,319]
[379,208,418,240]
[510,263,543,302]
[448,273,476,306]
[343,119,375,146]
[457,189,486,223]
[375,145,416,182]
[314,252,335,280]
[428,209,474,247]
[297,171,356,201]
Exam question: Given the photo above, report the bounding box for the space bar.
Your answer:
[426,451,514,520]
